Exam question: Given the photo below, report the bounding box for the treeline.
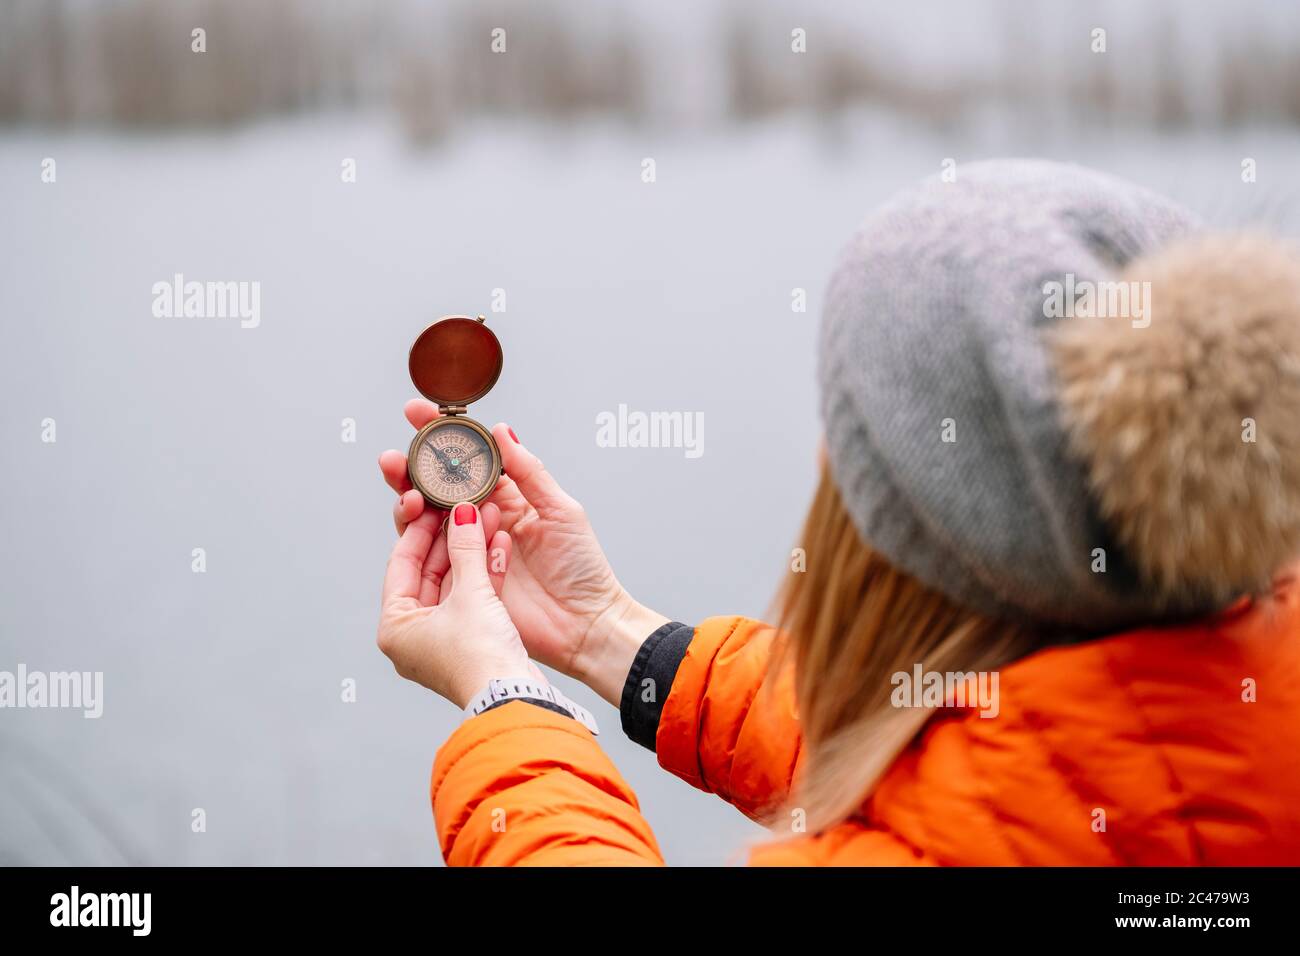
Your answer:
[1,0,1298,138]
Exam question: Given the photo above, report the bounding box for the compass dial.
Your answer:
[409,419,500,506]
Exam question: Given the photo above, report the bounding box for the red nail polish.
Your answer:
[454,503,477,525]
[508,427,519,444]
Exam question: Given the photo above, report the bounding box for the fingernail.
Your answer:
[454,503,477,526]
[508,427,520,444]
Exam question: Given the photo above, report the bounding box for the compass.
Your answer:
[406,315,504,509]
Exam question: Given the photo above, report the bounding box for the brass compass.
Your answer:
[406,315,504,508]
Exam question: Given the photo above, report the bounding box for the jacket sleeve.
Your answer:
[431,701,664,866]
[620,616,802,822]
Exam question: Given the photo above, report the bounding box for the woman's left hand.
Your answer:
[378,501,543,708]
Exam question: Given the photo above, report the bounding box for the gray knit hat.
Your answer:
[819,159,1300,630]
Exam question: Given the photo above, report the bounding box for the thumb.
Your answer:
[493,423,577,519]
[446,502,491,594]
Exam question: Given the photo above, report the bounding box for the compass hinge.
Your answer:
[439,404,467,416]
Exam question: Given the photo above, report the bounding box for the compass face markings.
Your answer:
[412,421,495,504]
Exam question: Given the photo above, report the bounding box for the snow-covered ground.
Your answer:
[2,114,1299,864]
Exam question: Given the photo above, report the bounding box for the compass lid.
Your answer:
[408,315,503,407]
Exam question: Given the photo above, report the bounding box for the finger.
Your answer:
[415,509,450,606]
[425,502,496,603]
[379,449,412,496]
[486,529,511,597]
[492,423,576,519]
[404,398,441,430]
[393,489,426,535]
[445,502,491,595]
[436,504,496,600]
[481,501,501,544]
[382,509,442,609]
[485,473,530,528]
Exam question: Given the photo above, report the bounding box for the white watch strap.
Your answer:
[463,678,600,735]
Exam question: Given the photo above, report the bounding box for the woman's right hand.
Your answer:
[379,399,667,705]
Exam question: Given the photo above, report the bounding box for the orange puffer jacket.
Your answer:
[431,577,1300,865]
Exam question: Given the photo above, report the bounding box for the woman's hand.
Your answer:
[377,501,541,708]
[379,400,667,705]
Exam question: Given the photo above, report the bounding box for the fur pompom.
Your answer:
[1051,234,1300,604]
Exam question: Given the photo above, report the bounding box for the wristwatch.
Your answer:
[463,677,600,735]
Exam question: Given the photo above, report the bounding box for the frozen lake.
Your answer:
[3,114,1299,864]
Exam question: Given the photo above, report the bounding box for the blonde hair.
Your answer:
[774,463,1044,833]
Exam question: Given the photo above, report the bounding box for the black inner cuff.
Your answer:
[619,621,695,752]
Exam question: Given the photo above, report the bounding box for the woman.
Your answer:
[376,160,1300,865]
